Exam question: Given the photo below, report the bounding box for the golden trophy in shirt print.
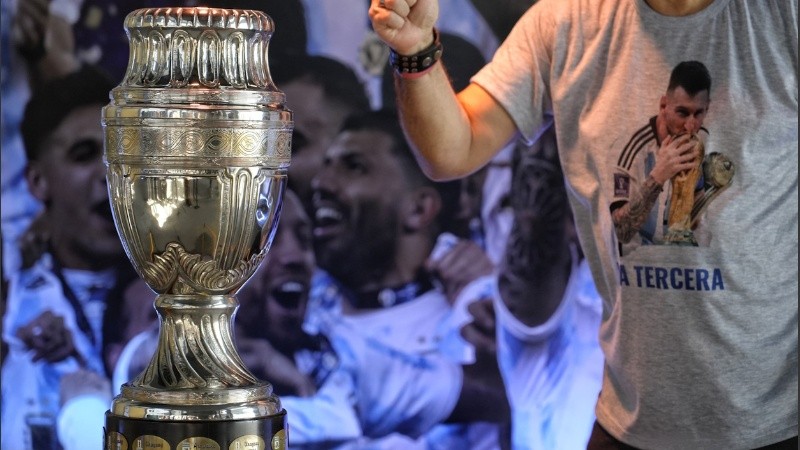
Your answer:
[611,61,735,255]
[664,134,705,244]
[666,139,736,245]
[103,8,291,450]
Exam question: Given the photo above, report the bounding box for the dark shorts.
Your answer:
[586,421,798,450]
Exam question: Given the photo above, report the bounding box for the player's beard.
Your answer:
[315,208,400,290]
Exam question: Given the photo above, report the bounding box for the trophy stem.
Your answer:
[122,295,273,406]
[106,295,286,449]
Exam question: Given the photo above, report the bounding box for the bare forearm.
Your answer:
[394,67,519,181]
[612,176,663,243]
[499,140,572,327]
[394,65,478,181]
[500,225,571,327]
[371,0,517,179]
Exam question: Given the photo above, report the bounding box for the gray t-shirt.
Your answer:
[473,0,798,448]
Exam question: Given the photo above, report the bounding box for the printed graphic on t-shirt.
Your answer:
[608,61,735,260]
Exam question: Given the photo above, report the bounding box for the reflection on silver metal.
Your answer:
[103,7,291,422]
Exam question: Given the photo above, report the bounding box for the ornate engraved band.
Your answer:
[104,125,291,166]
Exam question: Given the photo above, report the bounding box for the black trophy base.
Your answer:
[104,410,287,450]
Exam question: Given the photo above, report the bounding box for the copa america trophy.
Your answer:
[102,8,291,449]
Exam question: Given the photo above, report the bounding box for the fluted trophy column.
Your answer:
[102,7,291,450]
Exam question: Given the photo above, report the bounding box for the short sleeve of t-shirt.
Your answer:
[471,0,558,145]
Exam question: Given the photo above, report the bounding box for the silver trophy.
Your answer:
[102,7,291,449]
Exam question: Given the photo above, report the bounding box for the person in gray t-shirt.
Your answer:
[369,0,797,448]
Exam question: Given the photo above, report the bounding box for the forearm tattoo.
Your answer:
[612,176,663,243]
[499,133,572,322]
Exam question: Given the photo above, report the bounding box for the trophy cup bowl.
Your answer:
[102,8,291,450]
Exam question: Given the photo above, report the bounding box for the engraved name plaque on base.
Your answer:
[102,7,292,449]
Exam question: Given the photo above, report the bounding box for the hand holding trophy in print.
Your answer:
[103,7,291,450]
